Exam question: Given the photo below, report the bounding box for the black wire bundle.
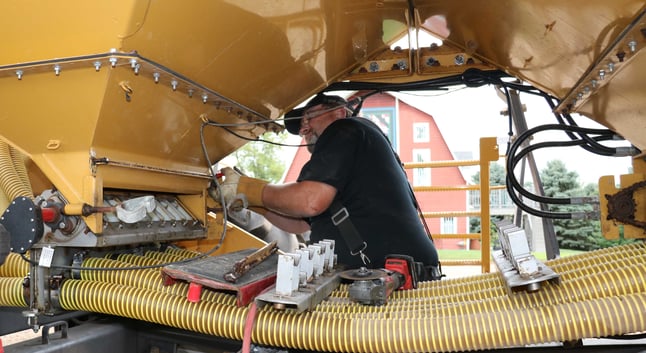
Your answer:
[505,124,621,219]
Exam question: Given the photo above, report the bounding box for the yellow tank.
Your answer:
[1,2,646,352]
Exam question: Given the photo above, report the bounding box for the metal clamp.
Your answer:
[350,242,370,265]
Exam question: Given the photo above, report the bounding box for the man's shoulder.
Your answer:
[331,117,380,132]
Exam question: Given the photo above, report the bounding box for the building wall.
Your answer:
[282,92,471,250]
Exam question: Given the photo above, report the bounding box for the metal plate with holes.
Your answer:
[0,196,43,254]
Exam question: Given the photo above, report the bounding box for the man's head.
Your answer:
[284,94,348,136]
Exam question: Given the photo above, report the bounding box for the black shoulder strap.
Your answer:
[329,199,370,264]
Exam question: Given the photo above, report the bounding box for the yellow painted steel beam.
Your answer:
[433,233,482,240]
[423,211,481,218]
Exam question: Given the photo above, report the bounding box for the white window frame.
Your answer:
[441,217,457,234]
[412,148,431,186]
[413,122,430,143]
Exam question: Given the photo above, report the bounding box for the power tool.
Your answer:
[339,254,418,306]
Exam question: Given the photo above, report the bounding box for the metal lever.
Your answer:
[224,240,278,283]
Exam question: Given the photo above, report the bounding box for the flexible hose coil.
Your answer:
[1,243,643,351]
[81,257,237,306]
[0,187,8,213]
[60,279,248,340]
[0,277,26,307]
[52,243,646,352]
[0,252,29,277]
[0,140,32,200]
[9,145,32,196]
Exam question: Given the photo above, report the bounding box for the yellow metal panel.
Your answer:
[119,0,411,116]
[1,0,148,63]
[576,50,646,153]
[0,67,106,154]
[175,215,265,254]
[416,0,646,99]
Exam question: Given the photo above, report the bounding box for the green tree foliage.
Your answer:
[470,162,506,185]
[541,160,594,250]
[230,132,288,183]
[540,160,633,250]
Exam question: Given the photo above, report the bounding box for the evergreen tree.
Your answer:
[538,160,634,250]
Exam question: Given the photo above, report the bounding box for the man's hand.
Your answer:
[209,167,268,209]
[210,167,241,206]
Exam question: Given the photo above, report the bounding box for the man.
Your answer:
[215,94,440,276]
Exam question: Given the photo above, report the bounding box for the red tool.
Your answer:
[384,254,418,290]
[340,254,418,306]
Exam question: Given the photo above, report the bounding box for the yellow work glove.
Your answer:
[210,167,268,209]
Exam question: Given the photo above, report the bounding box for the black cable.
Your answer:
[542,96,619,156]
[212,123,312,148]
[504,124,620,219]
[504,174,573,219]
[507,124,616,199]
[508,136,614,205]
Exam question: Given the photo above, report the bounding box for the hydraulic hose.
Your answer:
[54,243,646,352]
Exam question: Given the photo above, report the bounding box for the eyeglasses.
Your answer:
[303,108,329,120]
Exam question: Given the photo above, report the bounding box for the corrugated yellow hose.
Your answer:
[60,279,248,340]
[9,145,32,196]
[161,247,202,259]
[0,252,29,277]
[0,277,26,307]
[313,258,646,317]
[0,140,32,200]
[0,187,8,213]
[254,293,645,352]
[53,244,646,352]
[81,257,237,305]
[326,242,645,308]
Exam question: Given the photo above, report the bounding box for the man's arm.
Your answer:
[263,180,336,218]
[263,211,311,234]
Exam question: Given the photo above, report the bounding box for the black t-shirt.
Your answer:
[297,117,439,269]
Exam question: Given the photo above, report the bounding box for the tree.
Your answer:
[471,162,507,185]
[538,160,635,250]
[540,160,592,250]
[230,132,289,183]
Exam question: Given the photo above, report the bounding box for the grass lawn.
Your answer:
[438,248,586,261]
